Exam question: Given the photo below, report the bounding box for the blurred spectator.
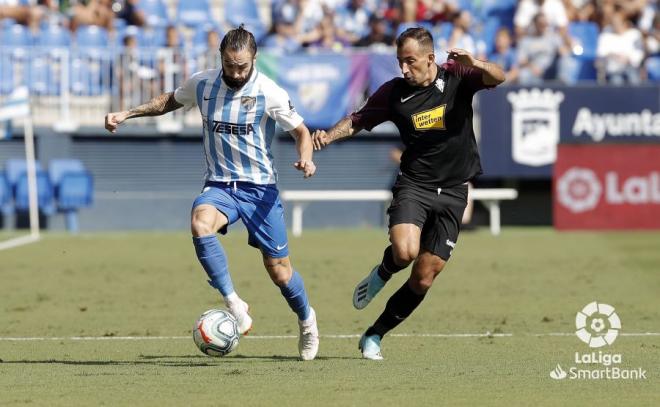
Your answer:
[309,13,346,51]
[517,13,570,84]
[0,0,53,31]
[515,0,570,45]
[113,0,145,27]
[565,0,598,23]
[645,14,660,56]
[489,27,519,83]
[416,0,457,24]
[445,10,486,59]
[161,25,186,85]
[270,0,325,47]
[596,11,644,84]
[334,0,371,45]
[355,14,394,47]
[70,0,114,31]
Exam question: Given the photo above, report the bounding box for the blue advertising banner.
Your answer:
[257,53,355,129]
[479,85,660,178]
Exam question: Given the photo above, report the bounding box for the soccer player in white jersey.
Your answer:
[104,26,319,361]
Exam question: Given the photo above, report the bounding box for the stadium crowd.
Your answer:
[0,0,658,84]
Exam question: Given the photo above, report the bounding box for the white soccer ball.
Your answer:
[193,309,240,357]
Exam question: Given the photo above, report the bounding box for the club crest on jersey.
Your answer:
[240,96,256,111]
[435,78,445,93]
[411,104,447,131]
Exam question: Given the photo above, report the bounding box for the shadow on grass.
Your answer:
[1,354,354,366]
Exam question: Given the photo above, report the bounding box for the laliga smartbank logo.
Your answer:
[549,302,647,381]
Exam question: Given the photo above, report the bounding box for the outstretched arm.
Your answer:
[311,117,363,151]
[104,92,183,133]
[290,123,316,178]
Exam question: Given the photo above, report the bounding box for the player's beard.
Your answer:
[223,64,254,89]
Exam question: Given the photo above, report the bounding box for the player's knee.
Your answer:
[264,259,292,286]
[190,218,214,237]
[392,244,418,266]
[409,276,434,294]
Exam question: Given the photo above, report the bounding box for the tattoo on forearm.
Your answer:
[127,92,182,119]
[328,117,354,141]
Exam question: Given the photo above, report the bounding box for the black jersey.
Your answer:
[351,60,493,187]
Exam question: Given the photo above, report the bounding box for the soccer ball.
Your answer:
[193,309,240,357]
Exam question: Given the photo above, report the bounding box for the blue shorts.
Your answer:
[192,181,289,258]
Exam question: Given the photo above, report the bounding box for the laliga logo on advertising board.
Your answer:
[557,167,660,213]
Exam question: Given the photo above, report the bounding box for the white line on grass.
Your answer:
[0,332,658,341]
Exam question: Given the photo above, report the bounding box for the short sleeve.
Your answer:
[350,80,394,131]
[265,85,304,131]
[442,59,493,93]
[174,74,199,109]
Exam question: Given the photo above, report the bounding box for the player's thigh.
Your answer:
[237,184,290,259]
[419,184,468,261]
[389,223,422,262]
[191,184,240,236]
[191,205,229,236]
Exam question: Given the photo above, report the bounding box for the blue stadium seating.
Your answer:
[138,0,170,28]
[14,171,55,215]
[0,23,32,94]
[224,0,267,43]
[5,158,41,193]
[568,22,599,60]
[48,159,93,232]
[0,172,11,216]
[71,25,110,95]
[30,24,71,95]
[645,56,660,82]
[176,0,212,27]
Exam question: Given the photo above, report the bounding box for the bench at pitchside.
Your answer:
[280,188,518,237]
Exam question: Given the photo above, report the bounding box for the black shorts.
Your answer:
[388,174,468,261]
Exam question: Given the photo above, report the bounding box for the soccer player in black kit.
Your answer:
[312,28,505,359]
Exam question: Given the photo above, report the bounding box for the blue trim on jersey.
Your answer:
[253,93,269,184]
[236,81,255,178]
[206,74,225,178]
[196,79,214,176]
[220,87,239,178]
[265,116,277,180]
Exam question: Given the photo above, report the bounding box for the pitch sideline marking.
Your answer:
[0,332,658,341]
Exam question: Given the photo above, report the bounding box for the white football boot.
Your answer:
[353,265,386,310]
[359,333,384,360]
[298,307,319,361]
[226,297,253,335]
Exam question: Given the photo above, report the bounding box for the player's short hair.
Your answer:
[220,24,257,57]
[396,27,434,53]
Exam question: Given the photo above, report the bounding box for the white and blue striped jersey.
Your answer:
[174,68,303,184]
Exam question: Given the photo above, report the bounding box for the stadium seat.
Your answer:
[5,158,43,193]
[0,172,11,216]
[476,0,516,29]
[176,0,212,27]
[14,171,55,215]
[568,22,599,60]
[30,24,71,95]
[0,23,32,94]
[645,56,660,82]
[224,0,267,43]
[138,0,170,28]
[71,25,110,95]
[48,159,93,232]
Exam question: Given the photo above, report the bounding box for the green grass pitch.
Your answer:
[0,228,658,406]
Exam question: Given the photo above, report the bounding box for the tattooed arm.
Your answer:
[311,117,364,150]
[105,92,183,133]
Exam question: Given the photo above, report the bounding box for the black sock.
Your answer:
[369,281,426,338]
[377,245,406,281]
